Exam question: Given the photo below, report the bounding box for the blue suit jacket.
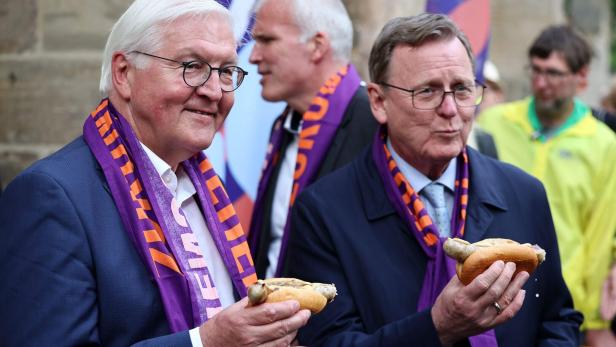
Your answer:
[0,137,191,346]
[285,146,583,346]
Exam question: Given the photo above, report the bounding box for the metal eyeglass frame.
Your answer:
[379,81,486,110]
[131,51,248,92]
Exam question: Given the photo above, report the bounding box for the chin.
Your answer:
[535,99,556,111]
[261,87,288,103]
[188,134,216,153]
[262,93,282,103]
[433,146,463,161]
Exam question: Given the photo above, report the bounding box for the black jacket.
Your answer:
[251,86,378,277]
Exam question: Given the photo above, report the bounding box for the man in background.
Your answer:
[247,0,377,279]
[478,25,616,346]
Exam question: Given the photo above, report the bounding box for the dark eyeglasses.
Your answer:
[131,51,248,92]
[526,65,572,84]
[379,81,486,110]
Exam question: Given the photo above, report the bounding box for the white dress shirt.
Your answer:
[141,144,234,346]
[267,112,302,279]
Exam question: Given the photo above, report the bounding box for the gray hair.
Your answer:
[368,13,475,84]
[254,0,353,62]
[99,0,231,96]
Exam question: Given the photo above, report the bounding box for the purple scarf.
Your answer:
[83,99,257,331]
[249,64,361,276]
[372,127,498,347]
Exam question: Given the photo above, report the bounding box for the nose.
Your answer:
[532,73,549,89]
[249,43,261,65]
[436,92,457,118]
[195,72,223,100]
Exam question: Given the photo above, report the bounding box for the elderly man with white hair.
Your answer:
[0,1,309,346]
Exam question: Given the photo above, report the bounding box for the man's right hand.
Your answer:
[199,297,311,347]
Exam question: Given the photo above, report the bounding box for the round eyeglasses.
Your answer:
[379,81,486,110]
[131,51,248,92]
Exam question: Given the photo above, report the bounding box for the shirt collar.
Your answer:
[386,138,457,193]
[140,143,196,204]
[283,110,303,135]
[141,143,171,178]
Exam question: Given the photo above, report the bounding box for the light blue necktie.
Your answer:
[421,182,450,236]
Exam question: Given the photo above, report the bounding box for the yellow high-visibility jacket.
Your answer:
[478,97,616,329]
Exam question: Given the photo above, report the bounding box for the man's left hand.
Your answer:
[431,260,530,345]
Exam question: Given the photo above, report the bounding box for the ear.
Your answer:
[111,52,133,100]
[367,82,388,125]
[575,65,589,93]
[309,31,330,63]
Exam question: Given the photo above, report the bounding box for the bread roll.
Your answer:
[247,278,337,314]
[443,238,546,285]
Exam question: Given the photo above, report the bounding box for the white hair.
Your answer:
[254,0,353,62]
[99,0,232,96]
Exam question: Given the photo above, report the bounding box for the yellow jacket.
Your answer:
[478,97,616,329]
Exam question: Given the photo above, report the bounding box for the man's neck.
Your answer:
[390,141,451,181]
[387,139,457,188]
[288,61,349,114]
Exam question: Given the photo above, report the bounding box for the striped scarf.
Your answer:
[372,126,498,347]
[83,99,256,331]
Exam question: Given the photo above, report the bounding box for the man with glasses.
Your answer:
[283,14,582,346]
[247,0,377,280]
[0,1,310,346]
[478,25,616,346]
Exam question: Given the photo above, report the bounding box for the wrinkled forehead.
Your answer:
[390,39,474,75]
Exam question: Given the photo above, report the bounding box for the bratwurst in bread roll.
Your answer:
[443,238,546,285]
[247,278,337,314]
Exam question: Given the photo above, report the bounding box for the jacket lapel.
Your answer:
[95,159,113,196]
[464,148,508,242]
[316,90,357,178]
[357,147,397,221]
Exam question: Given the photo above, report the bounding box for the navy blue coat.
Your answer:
[0,137,191,346]
[285,146,583,346]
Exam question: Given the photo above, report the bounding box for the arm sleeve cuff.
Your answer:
[189,327,204,347]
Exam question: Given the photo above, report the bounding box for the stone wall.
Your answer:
[0,0,133,188]
[344,0,610,104]
[570,0,612,104]
[488,0,566,101]
[343,0,425,80]
[0,0,611,187]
